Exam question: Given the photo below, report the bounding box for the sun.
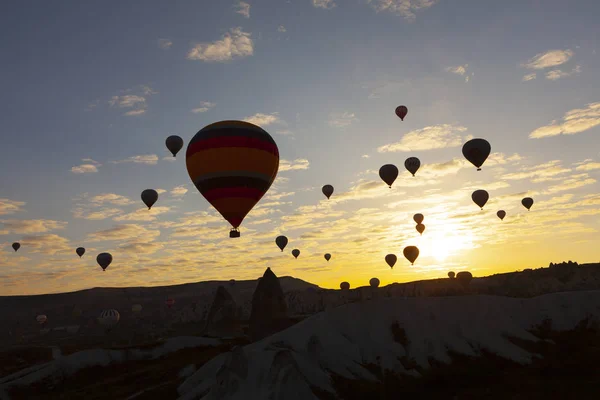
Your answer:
[413,219,475,263]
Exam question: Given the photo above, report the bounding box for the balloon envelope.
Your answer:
[456,271,473,288]
[385,254,397,268]
[340,281,350,290]
[522,197,534,210]
[292,249,300,259]
[497,210,506,220]
[324,253,331,261]
[186,121,280,234]
[462,139,491,171]
[275,235,288,251]
[404,157,420,176]
[98,310,120,327]
[403,246,419,265]
[76,247,85,257]
[448,271,455,279]
[395,105,408,121]
[97,253,112,271]
[322,185,334,199]
[416,223,425,235]
[472,190,489,210]
[369,277,380,288]
[36,315,47,325]
[413,213,424,224]
[166,135,184,157]
[379,164,399,188]
[12,242,20,252]
[141,189,159,210]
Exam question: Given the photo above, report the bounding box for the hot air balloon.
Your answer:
[324,253,331,262]
[275,235,288,252]
[497,210,506,220]
[322,185,334,199]
[292,249,300,259]
[12,242,20,252]
[98,310,120,329]
[186,121,280,238]
[369,277,380,288]
[405,157,420,177]
[413,213,424,225]
[448,271,455,279]
[456,271,473,289]
[76,247,85,258]
[340,281,350,290]
[522,197,534,210]
[462,139,491,171]
[166,298,175,308]
[395,105,408,121]
[385,254,397,269]
[36,315,47,325]
[379,164,399,188]
[97,253,112,271]
[416,223,425,235]
[141,189,159,210]
[166,135,184,157]
[471,190,489,210]
[229,279,236,287]
[132,304,143,313]
[403,246,419,265]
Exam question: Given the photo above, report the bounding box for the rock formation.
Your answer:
[203,285,241,337]
[249,268,289,341]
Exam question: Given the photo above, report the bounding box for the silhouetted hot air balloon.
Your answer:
[322,185,334,199]
[166,135,184,157]
[340,281,350,290]
[275,235,288,252]
[413,213,424,225]
[471,190,489,210]
[186,121,280,238]
[395,105,408,121]
[448,271,455,279]
[97,253,112,271]
[141,189,158,210]
[416,223,425,235]
[385,254,397,269]
[229,279,236,287]
[324,253,331,262]
[522,197,534,210]
[12,242,20,252]
[166,298,175,308]
[98,310,120,329]
[405,157,420,177]
[292,249,300,259]
[403,246,419,265]
[76,247,85,258]
[497,210,506,220]
[456,271,473,289]
[462,139,491,171]
[369,277,380,288]
[379,164,399,188]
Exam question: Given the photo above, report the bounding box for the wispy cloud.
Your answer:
[89,193,135,206]
[170,185,188,197]
[445,64,471,82]
[545,65,581,81]
[328,112,358,128]
[0,199,25,215]
[367,0,440,20]
[280,159,310,172]
[313,0,336,9]
[191,101,216,113]
[501,160,570,183]
[234,1,250,18]
[109,154,160,165]
[529,102,600,139]
[71,158,101,174]
[157,38,172,50]
[108,85,157,116]
[378,124,467,152]
[243,112,285,127]
[0,219,67,234]
[113,207,171,222]
[522,49,574,70]
[187,27,253,62]
[522,72,537,82]
[575,160,600,172]
[277,25,287,33]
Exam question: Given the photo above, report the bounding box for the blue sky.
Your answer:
[1,0,600,295]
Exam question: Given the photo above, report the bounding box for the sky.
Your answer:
[1,0,600,296]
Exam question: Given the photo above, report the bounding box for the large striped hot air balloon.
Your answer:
[186,121,280,237]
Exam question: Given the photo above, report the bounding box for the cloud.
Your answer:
[191,101,216,113]
[545,65,581,81]
[367,0,440,20]
[187,27,253,62]
[313,0,336,9]
[0,199,25,215]
[109,154,159,165]
[522,49,574,70]
[123,109,146,116]
[89,193,135,206]
[157,38,172,50]
[362,78,409,99]
[529,102,600,139]
[378,124,467,152]
[277,25,287,33]
[87,224,160,243]
[544,173,596,194]
[170,185,188,197]
[522,72,537,82]
[243,112,284,126]
[73,208,124,220]
[362,154,370,159]
[234,1,250,18]
[113,207,171,222]
[328,112,358,128]
[71,158,101,174]
[108,85,157,116]
[0,219,67,234]
[446,64,467,75]
[575,160,600,172]
[275,129,293,136]
[279,159,310,172]
[20,234,72,255]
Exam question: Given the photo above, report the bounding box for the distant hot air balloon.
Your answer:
[12,242,20,252]
[97,253,112,271]
[404,157,420,177]
[76,247,85,258]
[462,139,491,171]
[379,164,399,188]
[522,197,534,211]
[292,249,300,259]
[385,254,397,269]
[448,271,455,279]
[229,279,236,287]
[413,213,424,225]
[141,189,159,210]
[416,223,425,235]
[275,235,288,252]
[132,304,142,313]
[322,185,334,200]
[456,271,473,289]
[166,298,175,308]
[340,281,350,290]
[403,246,419,265]
[36,315,47,325]
[395,105,408,121]
[166,135,184,157]
[186,121,280,238]
[497,210,506,221]
[324,253,331,262]
[369,277,380,288]
[98,310,120,329]
[472,190,489,210]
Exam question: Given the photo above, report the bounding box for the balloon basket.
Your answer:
[230,229,240,238]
